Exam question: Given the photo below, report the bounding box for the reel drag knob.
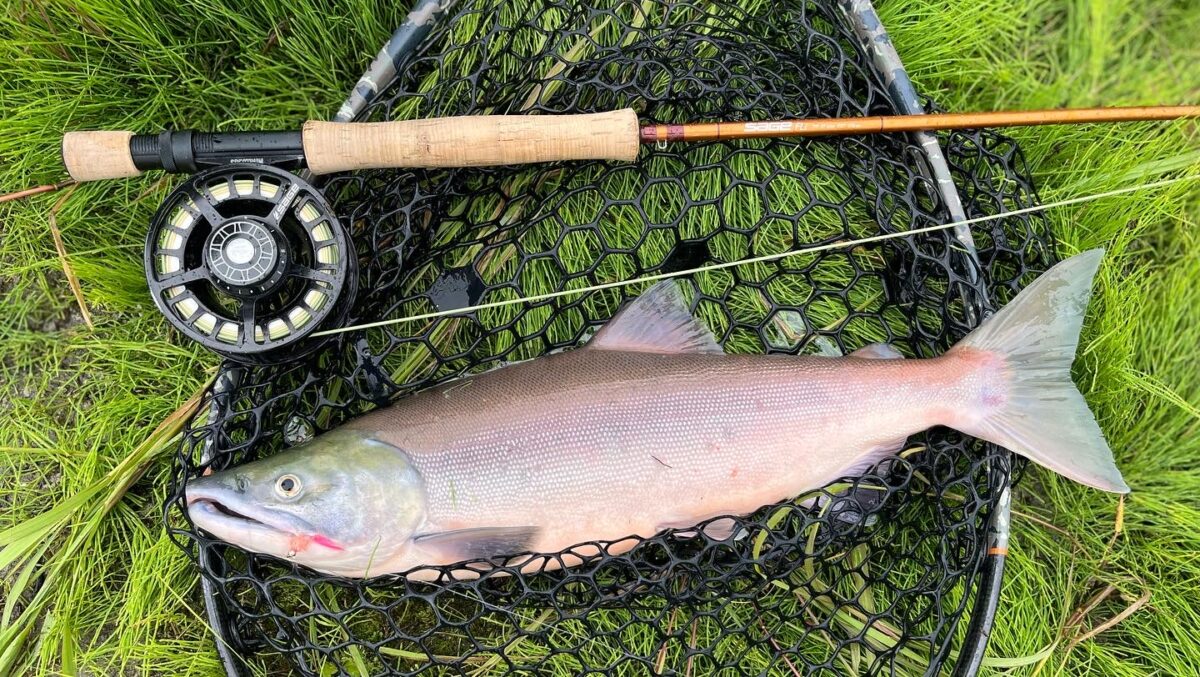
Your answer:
[205,219,283,291]
[144,165,355,362]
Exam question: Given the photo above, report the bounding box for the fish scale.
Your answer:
[350,349,958,554]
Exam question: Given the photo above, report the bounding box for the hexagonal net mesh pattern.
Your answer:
[166,1,1055,674]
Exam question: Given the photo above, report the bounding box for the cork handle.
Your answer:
[61,131,141,182]
[302,109,640,174]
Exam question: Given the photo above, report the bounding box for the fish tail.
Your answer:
[950,249,1129,493]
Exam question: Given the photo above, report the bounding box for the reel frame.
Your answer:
[144,164,355,362]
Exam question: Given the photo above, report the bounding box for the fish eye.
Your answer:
[275,474,302,498]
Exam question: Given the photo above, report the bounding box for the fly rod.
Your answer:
[59,104,1200,182]
[12,102,1198,363]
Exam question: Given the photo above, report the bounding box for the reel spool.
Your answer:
[145,165,354,362]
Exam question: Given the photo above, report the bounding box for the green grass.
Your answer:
[1,0,1198,675]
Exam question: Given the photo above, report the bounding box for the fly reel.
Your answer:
[145,165,355,362]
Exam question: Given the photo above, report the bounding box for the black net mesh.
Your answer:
[166,1,1055,674]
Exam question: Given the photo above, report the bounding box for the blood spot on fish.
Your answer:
[287,534,313,553]
[730,467,739,479]
[312,534,344,551]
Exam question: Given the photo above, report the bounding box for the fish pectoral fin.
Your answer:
[850,343,905,359]
[587,281,723,355]
[658,516,743,542]
[412,526,539,563]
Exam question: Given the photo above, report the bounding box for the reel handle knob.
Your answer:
[61,131,141,182]
[301,108,641,174]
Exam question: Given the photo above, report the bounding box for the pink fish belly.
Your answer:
[356,348,991,567]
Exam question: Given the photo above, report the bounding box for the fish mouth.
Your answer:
[185,484,318,542]
[188,497,286,532]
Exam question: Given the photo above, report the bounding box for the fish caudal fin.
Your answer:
[953,249,1129,493]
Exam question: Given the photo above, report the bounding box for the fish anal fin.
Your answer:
[837,438,908,478]
[412,526,539,562]
[850,343,905,360]
[798,440,906,525]
[588,281,723,354]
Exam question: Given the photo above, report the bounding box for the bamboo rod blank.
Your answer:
[0,180,76,204]
[638,105,1200,143]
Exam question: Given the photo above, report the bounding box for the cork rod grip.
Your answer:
[61,131,141,182]
[302,109,640,174]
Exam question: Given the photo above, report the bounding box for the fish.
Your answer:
[186,249,1128,578]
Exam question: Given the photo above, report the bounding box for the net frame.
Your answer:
[166,1,1054,674]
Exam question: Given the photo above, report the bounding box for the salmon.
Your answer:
[186,250,1127,578]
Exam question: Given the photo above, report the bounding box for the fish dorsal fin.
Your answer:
[588,281,723,354]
